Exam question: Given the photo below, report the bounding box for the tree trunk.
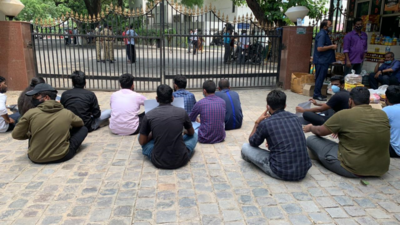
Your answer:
[245,0,267,24]
[83,0,101,16]
[118,0,123,7]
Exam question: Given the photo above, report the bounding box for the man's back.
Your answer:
[12,101,83,163]
[326,90,349,112]
[110,89,146,135]
[383,104,400,155]
[324,105,390,176]
[250,110,311,181]
[173,89,196,115]
[61,88,100,131]
[140,105,192,169]
[215,90,243,130]
[190,95,226,143]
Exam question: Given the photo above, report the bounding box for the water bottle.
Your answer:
[385,46,391,53]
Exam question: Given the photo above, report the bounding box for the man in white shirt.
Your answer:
[238,30,249,64]
[0,76,20,133]
[127,25,138,63]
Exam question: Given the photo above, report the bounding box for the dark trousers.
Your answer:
[369,73,400,89]
[132,112,145,135]
[390,145,400,158]
[65,38,69,45]
[127,44,136,63]
[344,63,362,75]
[6,113,21,132]
[314,64,330,98]
[303,109,335,126]
[192,40,198,54]
[307,136,358,178]
[224,43,231,63]
[32,126,88,164]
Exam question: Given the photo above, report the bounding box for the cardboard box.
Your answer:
[291,73,315,94]
[303,83,328,97]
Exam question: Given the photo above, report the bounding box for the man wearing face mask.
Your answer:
[369,52,400,89]
[313,19,337,101]
[296,75,349,125]
[12,83,88,164]
[303,87,390,178]
[241,90,311,181]
[343,18,367,75]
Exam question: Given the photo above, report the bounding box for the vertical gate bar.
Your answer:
[161,0,165,85]
[43,27,50,85]
[31,24,39,79]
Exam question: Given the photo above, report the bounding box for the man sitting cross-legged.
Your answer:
[61,70,111,132]
[110,73,146,135]
[241,90,311,181]
[303,86,390,178]
[12,84,88,164]
[296,75,349,125]
[139,85,198,169]
[190,80,226,144]
[215,79,243,130]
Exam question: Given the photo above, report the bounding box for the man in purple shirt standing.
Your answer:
[190,80,226,144]
[343,18,368,75]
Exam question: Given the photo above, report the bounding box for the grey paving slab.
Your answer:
[1,89,400,224]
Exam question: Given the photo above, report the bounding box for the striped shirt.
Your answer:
[249,110,311,181]
[190,95,226,143]
[173,89,196,115]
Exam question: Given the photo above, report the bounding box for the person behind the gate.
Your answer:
[12,83,88,164]
[60,70,111,132]
[138,84,198,169]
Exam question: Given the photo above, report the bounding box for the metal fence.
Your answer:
[32,0,282,91]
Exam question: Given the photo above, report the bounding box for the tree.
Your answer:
[18,0,70,21]
[232,0,328,25]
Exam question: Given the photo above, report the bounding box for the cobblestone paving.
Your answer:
[1,89,400,225]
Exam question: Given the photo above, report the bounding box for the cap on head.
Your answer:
[25,83,57,96]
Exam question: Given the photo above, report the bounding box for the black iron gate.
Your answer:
[32,0,282,91]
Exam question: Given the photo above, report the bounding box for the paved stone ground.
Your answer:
[1,89,400,225]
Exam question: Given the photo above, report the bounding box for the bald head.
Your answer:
[218,79,230,90]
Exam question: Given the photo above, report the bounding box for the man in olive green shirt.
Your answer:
[303,86,390,177]
[12,84,88,164]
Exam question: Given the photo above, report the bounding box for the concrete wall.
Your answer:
[0,11,5,21]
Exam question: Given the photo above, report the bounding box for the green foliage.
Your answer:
[232,0,328,23]
[180,0,203,8]
[18,0,70,21]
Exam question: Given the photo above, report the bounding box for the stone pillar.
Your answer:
[279,26,313,90]
[0,21,36,91]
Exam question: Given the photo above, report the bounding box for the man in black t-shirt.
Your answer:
[139,85,198,169]
[296,75,349,125]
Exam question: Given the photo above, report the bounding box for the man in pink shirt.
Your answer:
[110,74,147,135]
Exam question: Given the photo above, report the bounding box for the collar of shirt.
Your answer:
[221,89,230,93]
[271,109,285,116]
[205,94,218,99]
[352,104,371,109]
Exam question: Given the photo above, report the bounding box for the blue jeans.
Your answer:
[140,133,198,159]
[92,109,112,130]
[241,143,281,180]
[314,64,330,98]
[6,112,21,132]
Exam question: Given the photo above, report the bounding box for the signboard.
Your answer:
[365,52,386,62]
[384,0,400,12]
[296,27,306,34]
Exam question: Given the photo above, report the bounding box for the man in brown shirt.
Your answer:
[303,87,390,177]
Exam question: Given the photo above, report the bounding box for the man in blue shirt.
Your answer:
[383,85,400,158]
[369,52,400,89]
[241,90,311,181]
[127,25,138,63]
[173,75,196,115]
[223,27,232,64]
[313,19,337,101]
[215,79,243,130]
